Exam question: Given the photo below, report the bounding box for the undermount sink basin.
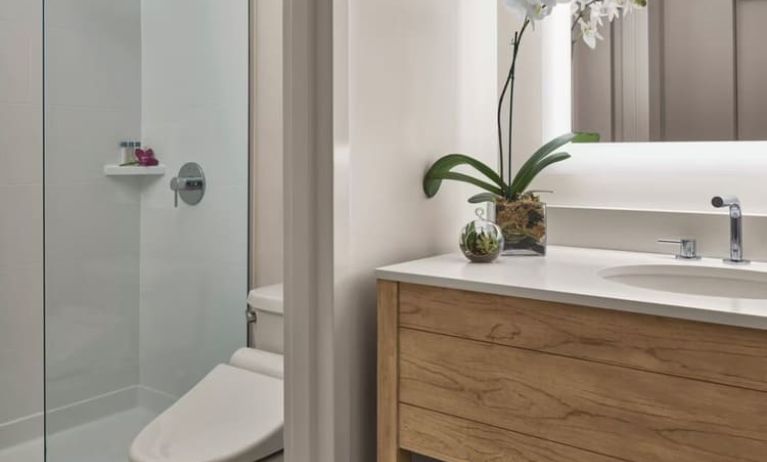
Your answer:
[599,264,767,300]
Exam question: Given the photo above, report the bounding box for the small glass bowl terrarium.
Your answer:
[460,209,504,263]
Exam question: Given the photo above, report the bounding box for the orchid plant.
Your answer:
[572,0,648,49]
[423,0,646,205]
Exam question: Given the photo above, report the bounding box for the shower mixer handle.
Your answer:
[170,163,206,208]
[170,177,203,207]
[170,176,204,191]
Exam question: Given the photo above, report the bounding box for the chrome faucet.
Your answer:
[711,195,749,264]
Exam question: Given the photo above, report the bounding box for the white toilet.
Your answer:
[130,284,285,462]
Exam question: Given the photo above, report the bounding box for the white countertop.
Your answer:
[377,246,767,331]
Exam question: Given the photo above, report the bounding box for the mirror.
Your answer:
[572,0,767,142]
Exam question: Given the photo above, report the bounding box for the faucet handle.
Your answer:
[658,238,701,260]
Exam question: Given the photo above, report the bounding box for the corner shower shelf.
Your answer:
[103,164,167,176]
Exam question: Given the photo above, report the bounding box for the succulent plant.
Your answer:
[460,219,504,263]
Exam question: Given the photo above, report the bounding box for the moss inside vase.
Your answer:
[495,194,547,256]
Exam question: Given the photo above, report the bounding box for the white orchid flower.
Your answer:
[603,2,621,21]
[504,0,569,23]
[589,3,605,26]
[503,0,546,21]
[578,17,604,49]
[502,0,648,51]
[571,1,580,14]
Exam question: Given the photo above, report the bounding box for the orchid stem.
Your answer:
[497,18,529,198]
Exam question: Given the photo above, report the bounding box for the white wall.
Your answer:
[0,0,44,449]
[251,0,284,288]
[139,0,249,398]
[334,0,498,459]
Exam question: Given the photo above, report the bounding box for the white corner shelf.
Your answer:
[104,164,167,176]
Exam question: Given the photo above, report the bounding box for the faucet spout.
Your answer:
[711,195,748,264]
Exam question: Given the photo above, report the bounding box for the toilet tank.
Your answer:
[247,284,284,354]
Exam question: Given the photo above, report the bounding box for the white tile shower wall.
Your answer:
[139,0,249,398]
[0,0,44,446]
[44,0,142,410]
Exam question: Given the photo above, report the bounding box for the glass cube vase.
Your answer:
[494,196,547,256]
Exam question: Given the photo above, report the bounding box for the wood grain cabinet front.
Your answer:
[378,281,767,462]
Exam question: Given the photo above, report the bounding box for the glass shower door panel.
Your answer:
[0,0,44,460]
[43,1,249,461]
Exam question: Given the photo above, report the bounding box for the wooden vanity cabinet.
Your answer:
[378,280,767,462]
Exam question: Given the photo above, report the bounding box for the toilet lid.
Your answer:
[130,365,283,462]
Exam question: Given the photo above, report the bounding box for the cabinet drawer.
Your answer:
[399,328,767,462]
[400,404,621,462]
[399,283,767,391]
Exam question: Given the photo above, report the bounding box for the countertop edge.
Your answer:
[376,269,767,331]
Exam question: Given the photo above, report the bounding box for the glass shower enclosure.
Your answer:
[0,1,249,461]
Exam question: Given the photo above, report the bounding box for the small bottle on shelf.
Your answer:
[119,141,130,164]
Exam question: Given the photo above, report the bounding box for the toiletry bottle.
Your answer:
[128,141,137,164]
[120,141,130,164]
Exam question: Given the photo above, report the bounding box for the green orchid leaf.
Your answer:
[428,172,504,197]
[468,192,501,204]
[512,152,571,195]
[508,132,596,197]
[572,132,600,143]
[424,154,506,198]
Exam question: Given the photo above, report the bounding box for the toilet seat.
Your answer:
[130,364,283,462]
